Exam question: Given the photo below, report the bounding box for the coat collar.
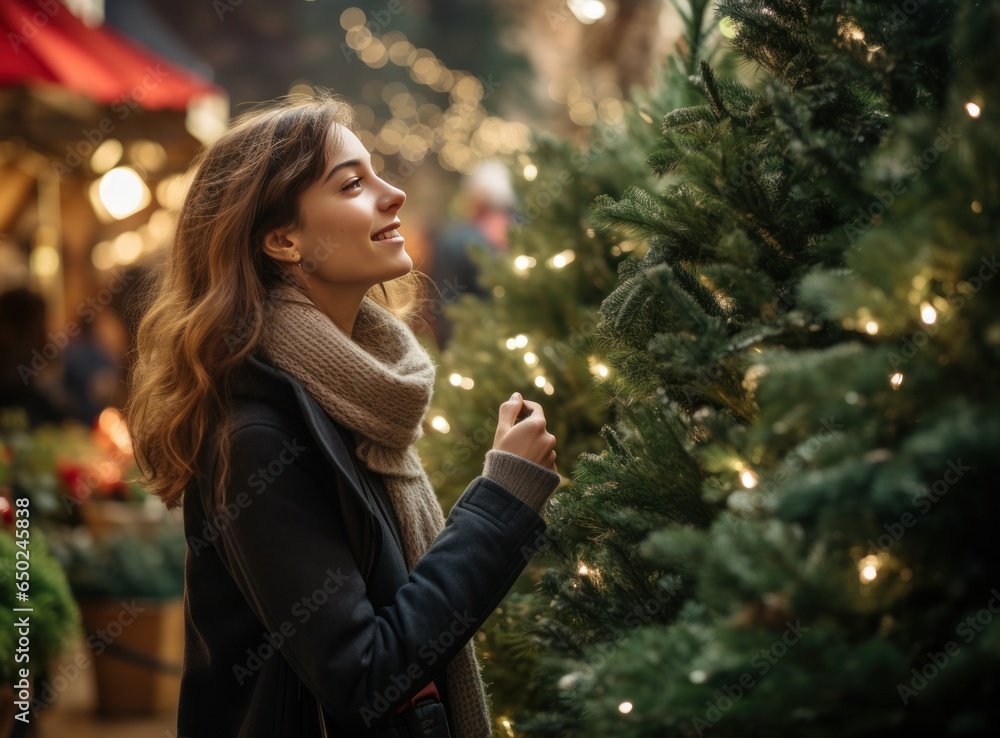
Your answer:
[228,350,383,522]
[227,350,302,415]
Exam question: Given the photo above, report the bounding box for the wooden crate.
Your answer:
[77,597,184,716]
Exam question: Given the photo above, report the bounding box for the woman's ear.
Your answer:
[263,229,297,264]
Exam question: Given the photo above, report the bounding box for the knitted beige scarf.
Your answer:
[258,283,492,738]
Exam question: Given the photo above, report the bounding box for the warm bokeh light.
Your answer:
[98,407,133,454]
[129,140,167,171]
[858,554,881,583]
[96,167,151,220]
[514,255,538,272]
[29,244,60,279]
[112,231,143,264]
[568,0,608,23]
[920,302,938,324]
[90,139,123,174]
[549,250,576,269]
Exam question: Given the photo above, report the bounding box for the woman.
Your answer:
[125,94,561,738]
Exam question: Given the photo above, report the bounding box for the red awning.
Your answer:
[0,0,221,110]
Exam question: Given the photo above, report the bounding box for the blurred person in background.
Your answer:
[429,159,517,349]
[0,287,75,428]
[61,308,123,427]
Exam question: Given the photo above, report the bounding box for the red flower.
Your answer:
[56,461,88,502]
[0,492,13,527]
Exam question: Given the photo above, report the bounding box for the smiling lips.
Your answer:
[372,228,402,241]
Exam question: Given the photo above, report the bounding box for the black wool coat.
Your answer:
[176,352,549,737]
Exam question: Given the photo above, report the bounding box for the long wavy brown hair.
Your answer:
[125,93,428,511]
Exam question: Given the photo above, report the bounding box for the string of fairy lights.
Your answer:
[331,6,627,178]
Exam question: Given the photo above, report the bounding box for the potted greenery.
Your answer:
[46,525,187,716]
[0,522,81,738]
[2,406,186,718]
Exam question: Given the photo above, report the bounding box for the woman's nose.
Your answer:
[380,178,406,210]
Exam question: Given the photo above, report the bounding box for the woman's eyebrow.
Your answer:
[322,156,374,184]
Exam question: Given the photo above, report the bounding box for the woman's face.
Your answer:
[275,123,410,289]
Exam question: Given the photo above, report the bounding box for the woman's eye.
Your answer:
[343,178,363,191]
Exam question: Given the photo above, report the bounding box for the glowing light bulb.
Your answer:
[740,469,759,489]
[618,701,633,714]
[690,669,708,684]
[578,564,589,575]
[505,338,518,350]
[449,373,463,386]
[569,0,607,23]
[858,554,880,583]
[890,372,904,389]
[96,166,151,219]
[524,352,538,365]
[534,376,547,388]
[549,249,576,269]
[513,255,537,272]
[589,356,610,378]
[459,377,475,390]
[865,321,879,335]
[522,164,537,180]
[515,334,528,348]
[966,102,981,118]
[920,303,937,324]
[430,416,450,433]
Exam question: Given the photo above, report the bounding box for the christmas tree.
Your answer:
[492,0,999,736]
[413,3,728,728]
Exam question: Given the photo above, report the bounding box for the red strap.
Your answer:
[395,680,440,714]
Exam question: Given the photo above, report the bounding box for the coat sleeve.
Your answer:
[202,420,550,732]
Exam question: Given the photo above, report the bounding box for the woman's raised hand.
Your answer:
[492,392,557,471]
